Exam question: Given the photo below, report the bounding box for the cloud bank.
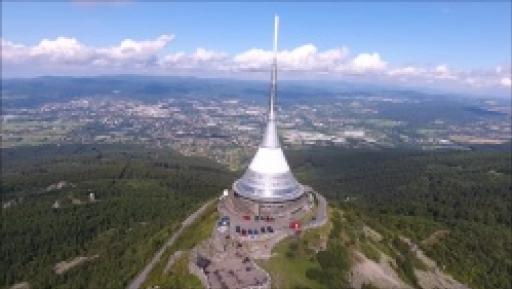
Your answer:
[2,35,511,95]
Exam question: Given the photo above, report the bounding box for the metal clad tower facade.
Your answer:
[233,15,304,203]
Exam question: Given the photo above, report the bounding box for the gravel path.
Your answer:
[126,199,215,289]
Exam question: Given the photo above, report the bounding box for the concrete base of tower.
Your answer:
[212,186,326,260]
[231,189,310,220]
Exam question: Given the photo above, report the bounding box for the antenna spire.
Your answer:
[270,14,279,121]
[261,15,280,148]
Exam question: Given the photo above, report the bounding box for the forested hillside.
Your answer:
[288,148,511,289]
[2,145,511,289]
[1,144,233,289]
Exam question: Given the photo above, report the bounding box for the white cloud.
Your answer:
[387,66,422,76]
[500,77,511,87]
[464,77,480,86]
[279,44,319,70]
[448,67,511,89]
[159,48,227,70]
[192,48,227,62]
[2,35,510,94]
[159,52,186,66]
[1,39,31,62]
[98,34,173,62]
[233,44,348,71]
[31,37,92,63]
[233,48,271,70]
[433,64,457,79]
[2,34,174,67]
[349,52,387,73]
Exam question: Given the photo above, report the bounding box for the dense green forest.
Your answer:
[1,144,233,289]
[2,145,511,289]
[288,147,512,289]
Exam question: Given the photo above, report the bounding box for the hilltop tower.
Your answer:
[230,15,308,218]
[190,18,325,289]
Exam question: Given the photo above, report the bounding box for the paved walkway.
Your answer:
[304,192,328,229]
[126,199,215,289]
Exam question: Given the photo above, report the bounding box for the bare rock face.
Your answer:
[400,236,471,289]
[52,200,61,209]
[9,282,30,289]
[350,233,472,289]
[53,255,99,275]
[421,229,450,247]
[3,199,17,209]
[350,250,412,289]
[362,225,383,242]
[415,269,471,289]
[46,181,71,192]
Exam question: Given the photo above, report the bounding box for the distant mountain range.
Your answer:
[2,75,509,109]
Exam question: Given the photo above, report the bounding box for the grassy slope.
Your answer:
[257,208,334,289]
[258,236,326,289]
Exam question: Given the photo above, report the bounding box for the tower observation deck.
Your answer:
[233,15,304,203]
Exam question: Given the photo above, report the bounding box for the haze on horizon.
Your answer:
[1,1,511,97]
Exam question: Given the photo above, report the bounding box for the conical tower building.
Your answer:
[231,16,307,216]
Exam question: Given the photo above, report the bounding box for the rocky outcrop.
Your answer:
[53,255,99,275]
[349,233,472,289]
[350,250,412,289]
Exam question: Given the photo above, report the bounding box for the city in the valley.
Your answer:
[3,79,510,169]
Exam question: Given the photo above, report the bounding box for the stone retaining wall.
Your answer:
[188,249,209,289]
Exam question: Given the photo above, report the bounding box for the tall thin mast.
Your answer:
[269,15,279,121]
[261,15,280,148]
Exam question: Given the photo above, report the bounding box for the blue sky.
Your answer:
[2,1,511,96]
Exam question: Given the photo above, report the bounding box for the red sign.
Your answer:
[289,221,300,230]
